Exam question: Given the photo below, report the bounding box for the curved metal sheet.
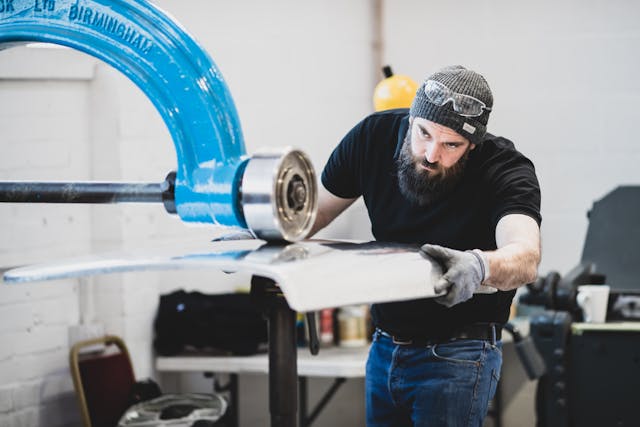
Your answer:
[0,0,247,226]
[2,239,496,312]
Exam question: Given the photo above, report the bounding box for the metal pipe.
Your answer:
[0,182,163,204]
[0,171,177,213]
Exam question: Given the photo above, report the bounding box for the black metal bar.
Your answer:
[303,377,346,427]
[305,312,319,355]
[0,171,177,213]
[0,181,163,204]
[268,295,298,427]
[299,376,308,427]
[250,275,302,427]
[229,373,239,427]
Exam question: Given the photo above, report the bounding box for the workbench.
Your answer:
[156,346,370,427]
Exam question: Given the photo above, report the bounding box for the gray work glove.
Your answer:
[420,244,488,308]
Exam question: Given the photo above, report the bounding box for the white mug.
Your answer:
[576,285,610,323]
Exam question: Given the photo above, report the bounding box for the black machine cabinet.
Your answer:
[581,186,640,293]
[568,325,640,427]
[521,186,640,427]
[530,314,640,427]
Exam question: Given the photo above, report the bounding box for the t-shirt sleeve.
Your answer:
[488,150,542,230]
[321,118,366,199]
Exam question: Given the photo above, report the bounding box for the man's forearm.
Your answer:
[308,186,357,238]
[483,242,540,291]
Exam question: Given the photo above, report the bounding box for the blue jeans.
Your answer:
[365,329,502,427]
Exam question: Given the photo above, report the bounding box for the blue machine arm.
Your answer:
[0,0,317,241]
[0,0,247,226]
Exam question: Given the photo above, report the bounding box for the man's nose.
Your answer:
[425,142,440,163]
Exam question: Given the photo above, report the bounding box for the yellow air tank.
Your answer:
[373,65,418,111]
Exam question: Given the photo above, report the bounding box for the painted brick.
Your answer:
[23,280,78,301]
[0,286,31,306]
[39,374,76,402]
[14,348,68,382]
[11,381,39,411]
[34,296,79,326]
[12,325,67,356]
[1,407,38,427]
[126,315,155,344]
[103,317,126,338]
[1,219,92,266]
[92,290,125,320]
[122,282,159,317]
[0,375,80,427]
[0,385,13,413]
[38,395,81,427]
[0,46,96,80]
[0,358,19,385]
[0,332,21,359]
[0,304,33,333]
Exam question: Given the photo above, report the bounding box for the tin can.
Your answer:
[337,305,367,347]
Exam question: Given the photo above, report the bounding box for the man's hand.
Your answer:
[420,244,487,308]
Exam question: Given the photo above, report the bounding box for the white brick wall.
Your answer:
[0,45,94,426]
[0,281,80,426]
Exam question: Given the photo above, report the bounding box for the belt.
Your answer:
[378,323,502,346]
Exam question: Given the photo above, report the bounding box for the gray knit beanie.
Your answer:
[409,65,493,145]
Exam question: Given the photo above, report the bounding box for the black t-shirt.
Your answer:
[321,109,541,337]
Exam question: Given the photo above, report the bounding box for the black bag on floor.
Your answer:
[154,290,268,356]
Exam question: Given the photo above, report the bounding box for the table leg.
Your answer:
[229,374,239,426]
[252,275,299,427]
[268,293,298,427]
[299,376,308,427]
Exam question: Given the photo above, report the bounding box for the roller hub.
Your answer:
[241,148,317,242]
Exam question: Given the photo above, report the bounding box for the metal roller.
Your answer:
[241,148,317,241]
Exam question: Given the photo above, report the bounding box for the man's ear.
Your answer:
[470,143,476,151]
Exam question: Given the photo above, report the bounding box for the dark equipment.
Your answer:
[154,290,269,357]
[519,186,640,427]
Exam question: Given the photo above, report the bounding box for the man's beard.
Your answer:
[396,132,470,206]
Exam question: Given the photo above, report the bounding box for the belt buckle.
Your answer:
[392,336,413,345]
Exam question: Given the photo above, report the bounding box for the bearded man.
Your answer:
[310,65,541,427]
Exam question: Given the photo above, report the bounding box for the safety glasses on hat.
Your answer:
[424,79,491,117]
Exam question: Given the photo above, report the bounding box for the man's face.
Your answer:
[396,117,474,205]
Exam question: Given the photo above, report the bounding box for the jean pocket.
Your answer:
[431,340,485,364]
